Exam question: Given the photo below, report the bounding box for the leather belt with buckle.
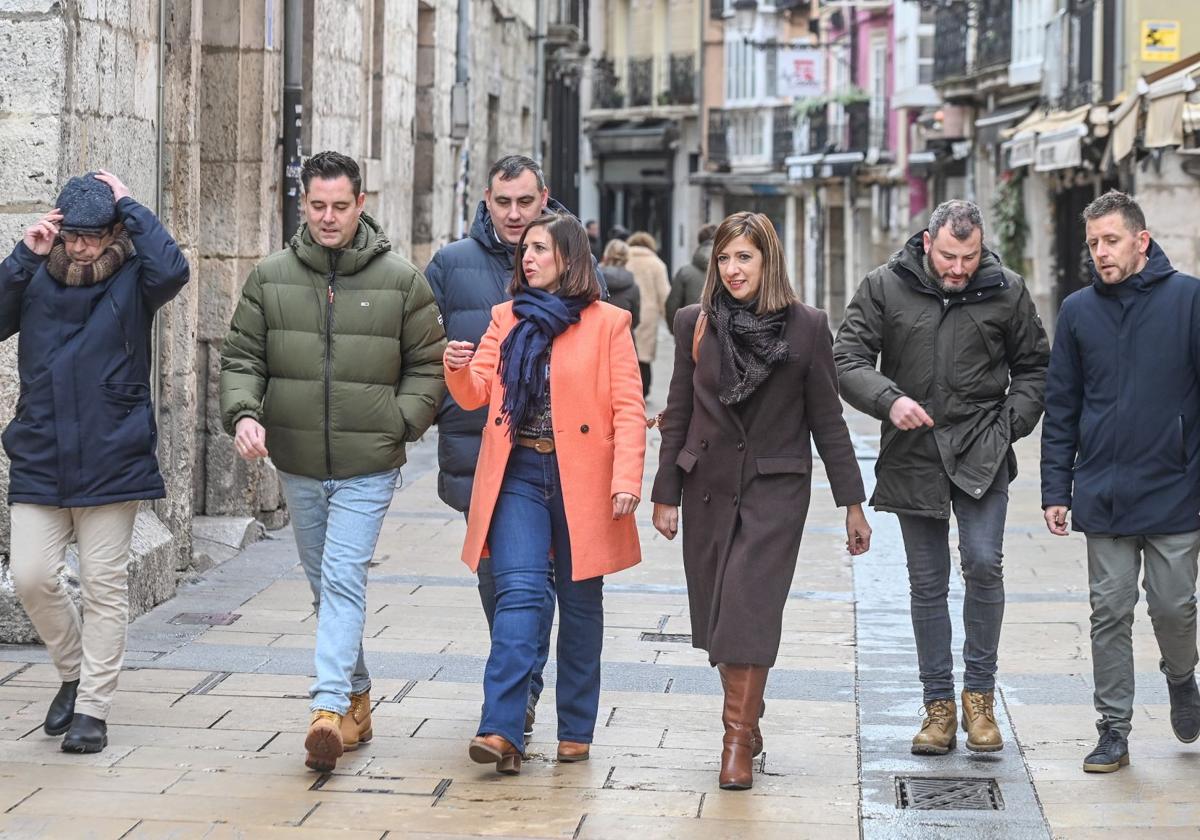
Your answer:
[516,436,555,454]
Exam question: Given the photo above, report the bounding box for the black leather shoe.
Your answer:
[1082,727,1129,773]
[61,713,107,754]
[1167,674,1200,743]
[43,680,78,736]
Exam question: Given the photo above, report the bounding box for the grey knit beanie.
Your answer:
[55,173,117,232]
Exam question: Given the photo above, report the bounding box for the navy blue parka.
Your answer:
[1041,242,1200,535]
[0,198,189,507]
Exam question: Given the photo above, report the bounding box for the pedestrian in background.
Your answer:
[1,170,189,753]
[599,238,640,337]
[425,155,566,739]
[651,211,870,790]
[666,223,716,327]
[1041,190,1200,774]
[626,231,671,398]
[221,151,446,772]
[444,213,645,776]
[585,219,603,261]
[835,199,1049,757]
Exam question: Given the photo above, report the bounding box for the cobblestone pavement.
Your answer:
[0,332,1198,838]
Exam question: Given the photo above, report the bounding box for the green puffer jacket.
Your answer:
[219,214,447,480]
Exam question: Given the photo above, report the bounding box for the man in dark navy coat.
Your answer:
[425,155,558,735]
[1042,190,1200,774]
[0,171,188,754]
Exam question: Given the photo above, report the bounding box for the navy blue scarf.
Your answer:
[498,288,590,440]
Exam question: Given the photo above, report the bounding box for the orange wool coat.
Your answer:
[445,300,647,581]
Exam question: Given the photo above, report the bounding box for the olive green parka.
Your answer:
[220,214,447,480]
[833,232,1049,519]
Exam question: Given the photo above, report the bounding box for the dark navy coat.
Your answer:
[0,198,189,507]
[425,198,603,512]
[1041,242,1200,535]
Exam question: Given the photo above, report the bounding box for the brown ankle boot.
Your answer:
[717,663,769,790]
[961,690,1003,752]
[911,699,957,755]
[340,690,373,751]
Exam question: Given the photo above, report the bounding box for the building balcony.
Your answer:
[772,105,796,168]
[846,101,871,152]
[547,0,586,48]
[591,53,698,111]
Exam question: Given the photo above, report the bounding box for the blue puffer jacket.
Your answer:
[1041,241,1200,535]
[0,198,189,507]
[425,198,603,511]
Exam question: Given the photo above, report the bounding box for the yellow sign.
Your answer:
[1142,20,1181,63]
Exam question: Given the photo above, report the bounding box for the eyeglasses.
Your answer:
[60,229,111,247]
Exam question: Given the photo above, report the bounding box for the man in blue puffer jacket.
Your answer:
[1042,190,1200,774]
[0,170,188,754]
[426,155,563,736]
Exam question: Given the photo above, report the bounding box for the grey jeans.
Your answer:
[1086,530,1200,737]
[896,462,1009,702]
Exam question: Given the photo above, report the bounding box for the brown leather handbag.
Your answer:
[646,310,707,429]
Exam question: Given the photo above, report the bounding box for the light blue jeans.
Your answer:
[277,468,399,714]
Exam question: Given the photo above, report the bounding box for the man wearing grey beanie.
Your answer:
[0,170,189,753]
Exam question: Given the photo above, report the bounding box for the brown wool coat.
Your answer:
[651,303,866,667]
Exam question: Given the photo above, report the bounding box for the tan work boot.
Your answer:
[911,699,957,755]
[305,710,344,772]
[960,690,1003,752]
[340,690,374,750]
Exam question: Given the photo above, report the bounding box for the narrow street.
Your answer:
[0,331,1195,840]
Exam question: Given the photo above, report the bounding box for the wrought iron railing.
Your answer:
[846,101,871,152]
[772,106,796,168]
[933,5,969,81]
[592,57,624,110]
[668,53,696,105]
[799,107,829,154]
[708,108,730,167]
[976,0,1013,70]
[628,57,654,107]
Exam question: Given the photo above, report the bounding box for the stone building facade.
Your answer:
[0,0,537,639]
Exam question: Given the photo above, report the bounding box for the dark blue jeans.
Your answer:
[476,554,554,716]
[478,446,604,751]
[896,461,1009,702]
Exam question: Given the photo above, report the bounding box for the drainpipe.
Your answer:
[532,0,546,161]
[151,0,166,414]
[282,0,304,243]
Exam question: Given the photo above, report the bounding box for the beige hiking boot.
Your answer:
[961,689,1003,752]
[911,698,957,755]
[305,710,344,772]
[340,690,373,750]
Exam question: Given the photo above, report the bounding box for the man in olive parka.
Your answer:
[834,200,1048,757]
[220,151,446,773]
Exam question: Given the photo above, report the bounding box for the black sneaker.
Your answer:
[1167,674,1200,743]
[61,713,107,754]
[524,705,536,738]
[1082,727,1129,773]
[43,679,78,736]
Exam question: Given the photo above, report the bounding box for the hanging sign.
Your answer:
[1142,20,1181,63]
[777,48,825,99]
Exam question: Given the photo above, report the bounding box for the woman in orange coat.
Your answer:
[443,212,646,775]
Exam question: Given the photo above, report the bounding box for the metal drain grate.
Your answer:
[639,632,692,643]
[169,612,241,626]
[895,776,1003,810]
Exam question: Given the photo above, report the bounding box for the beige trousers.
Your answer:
[9,501,140,720]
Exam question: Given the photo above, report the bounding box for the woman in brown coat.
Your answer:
[651,212,871,790]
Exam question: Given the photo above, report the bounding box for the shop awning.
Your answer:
[1145,93,1187,148]
[588,120,679,156]
[974,103,1034,147]
[1108,94,1141,164]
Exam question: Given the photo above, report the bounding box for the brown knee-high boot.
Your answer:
[717,663,769,790]
[718,664,766,756]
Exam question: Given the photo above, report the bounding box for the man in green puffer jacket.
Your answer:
[219,151,446,773]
